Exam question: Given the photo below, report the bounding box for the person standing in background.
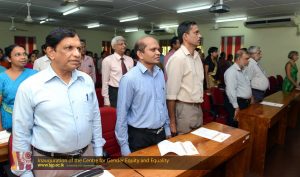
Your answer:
[282,51,300,92]
[102,36,134,107]
[78,40,96,83]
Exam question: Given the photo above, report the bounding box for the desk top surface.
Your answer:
[126,122,249,177]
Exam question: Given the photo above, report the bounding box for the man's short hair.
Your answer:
[111,36,125,48]
[170,36,178,47]
[46,27,77,49]
[234,49,249,61]
[134,37,148,57]
[177,21,197,44]
[248,46,260,54]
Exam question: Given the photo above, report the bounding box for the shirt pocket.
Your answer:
[76,92,93,122]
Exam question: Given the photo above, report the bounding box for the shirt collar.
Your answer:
[42,55,50,62]
[43,65,84,83]
[180,45,199,59]
[136,62,160,77]
[114,52,124,60]
[233,63,242,71]
[249,58,257,64]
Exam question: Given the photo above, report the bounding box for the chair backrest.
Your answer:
[276,75,283,90]
[96,88,104,107]
[201,92,212,114]
[269,76,279,93]
[100,107,121,157]
[210,87,225,105]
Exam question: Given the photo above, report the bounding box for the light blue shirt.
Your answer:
[115,62,171,156]
[224,63,252,108]
[12,66,105,176]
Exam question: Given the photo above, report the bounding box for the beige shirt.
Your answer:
[102,53,134,105]
[166,45,204,103]
[78,55,96,83]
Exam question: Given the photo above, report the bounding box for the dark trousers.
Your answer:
[108,85,118,108]
[225,96,250,127]
[252,88,265,103]
[128,125,166,153]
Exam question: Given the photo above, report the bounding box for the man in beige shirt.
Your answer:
[166,21,204,135]
[78,40,96,83]
[102,36,134,107]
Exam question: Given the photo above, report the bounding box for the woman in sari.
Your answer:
[0,45,37,131]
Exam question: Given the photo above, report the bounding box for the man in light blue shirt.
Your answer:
[11,28,105,177]
[224,49,252,127]
[115,36,171,156]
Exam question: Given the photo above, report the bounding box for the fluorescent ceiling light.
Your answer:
[159,24,178,29]
[63,7,80,16]
[125,28,138,32]
[40,19,49,24]
[120,17,139,23]
[87,23,100,29]
[216,17,247,23]
[177,5,212,13]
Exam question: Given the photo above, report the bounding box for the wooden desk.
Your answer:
[237,91,300,177]
[126,122,250,177]
[107,162,142,177]
[0,142,8,162]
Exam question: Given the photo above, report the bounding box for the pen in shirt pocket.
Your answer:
[86,94,88,101]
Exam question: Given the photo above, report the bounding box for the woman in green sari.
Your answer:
[282,51,299,92]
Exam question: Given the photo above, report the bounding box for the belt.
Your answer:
[237,97,251,102]
[252,88,265,93]
[129,125,164,135]
[34,145,88,159]
[176,100,200,107]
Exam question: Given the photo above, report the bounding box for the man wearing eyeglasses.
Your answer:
[245,46,269,103]
[102,36,134,108]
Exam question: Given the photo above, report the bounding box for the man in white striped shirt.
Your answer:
[245,46,269,103]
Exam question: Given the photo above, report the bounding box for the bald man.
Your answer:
[115,36,171,156]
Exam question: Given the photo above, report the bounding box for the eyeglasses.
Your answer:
[14,52,28,57]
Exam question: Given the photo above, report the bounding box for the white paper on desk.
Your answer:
[158,140,199,156]
[260,101,283,107]
[98,170,115,177]
[191,127,231,142]
[0,130,10,144]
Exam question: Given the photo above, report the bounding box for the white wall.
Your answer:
[125,21,300,78]
[0,21,114,55]
[2,20,300,78]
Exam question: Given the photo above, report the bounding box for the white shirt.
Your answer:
[245,58,269,91]
[33,55,51,71]
[101,53,134,105]
[224,63,252,108]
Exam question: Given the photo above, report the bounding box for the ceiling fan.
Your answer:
[61,0,114,9]
[24,1,33,23]
[9,17,28,31]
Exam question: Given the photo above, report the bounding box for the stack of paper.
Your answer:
[191,127,231,142]
[260,101,283,107]
[158,140,199,156]
[0,130,10,144]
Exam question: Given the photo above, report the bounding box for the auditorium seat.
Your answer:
[95,88,104,107]
[200,92,214,125]
[210,87,228,124]
[276,75,283,91]
[100,107,121,158]
[266,76,279,96]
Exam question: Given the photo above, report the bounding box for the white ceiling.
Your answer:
[1,0,300,32]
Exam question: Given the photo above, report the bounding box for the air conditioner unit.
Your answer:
[144,29,172,35]
[244,16,297,28]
